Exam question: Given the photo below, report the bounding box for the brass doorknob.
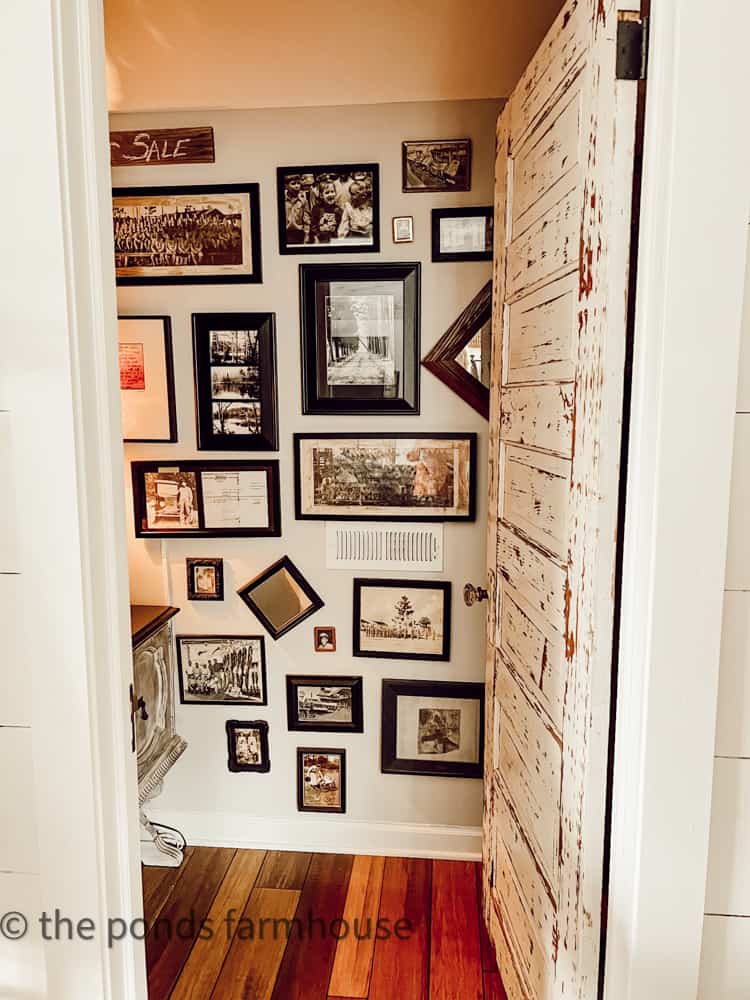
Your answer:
[464,583,489,607]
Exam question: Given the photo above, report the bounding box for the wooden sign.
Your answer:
[110,127,215,167]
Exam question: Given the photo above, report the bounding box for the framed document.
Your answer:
[118,316,177,442]
[131,460,281,539]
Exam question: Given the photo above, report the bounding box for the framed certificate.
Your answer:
[118,316,177,442]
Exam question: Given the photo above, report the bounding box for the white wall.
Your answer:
[114,98,500,857]
[698,230,750,998]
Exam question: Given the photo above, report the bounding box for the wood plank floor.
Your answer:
[141,848,505,1000]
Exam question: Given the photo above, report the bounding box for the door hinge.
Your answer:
[616,14,649,80]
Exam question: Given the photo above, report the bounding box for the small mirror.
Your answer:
[422,281,492,418]
[237,556,324,640]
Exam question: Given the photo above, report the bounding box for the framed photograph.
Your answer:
[300,262,420,415]
[226,719,270,773]
[431,207,493,263]
[192,312,279,451]
[237,556,324,640]
[277,164,379,254]
[314,627,337,652]
[112,183,262,285]
[177,635,267,705]
[294,433,477,522]
[297,748,346,813]
[119,316,177,443]
[286,676,363,733]
[131,460,281,538]
[381,679,484,778]
[402,140,472,193]
[392,216,414,243]
[353,579,451,661]
[186,557,224,601]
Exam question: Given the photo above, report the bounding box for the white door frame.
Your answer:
[13,0,748,998]
[605,1,750,998]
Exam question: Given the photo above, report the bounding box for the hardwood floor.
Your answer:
[141,848,504,1000]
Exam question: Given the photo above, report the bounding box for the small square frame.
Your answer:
[186,558,224,601]
[226,719,270,773]
[314,627,337,652]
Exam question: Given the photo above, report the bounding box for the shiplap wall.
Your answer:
[698,232,750,998]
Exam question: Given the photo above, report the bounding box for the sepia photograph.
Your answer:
[381,679,485,778]
[286,675,363,733]
[226,719,270,773]
[113,183,262,284]
[294,433,476,521]
[431,207,493,262]
[314,626,337,652]
[353,579,451,661]
[297,748,346,812]
[143,470,199,529]
[177,635,267,705]
[185,557,224,601]
[402,139,472,193]
[277,164,380,254]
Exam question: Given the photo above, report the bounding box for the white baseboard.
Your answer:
[146,808,482,861]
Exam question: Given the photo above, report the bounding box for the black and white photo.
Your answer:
[226,719,270,773]
[113,183,262,284]
[314,626,337,652]
[186,557,224,601]
[286,676,363,733]
[177,635,267,705]
[431,207,493,262]
[353,579,451,661]
[277,164,380,254]
[402,140,472,193]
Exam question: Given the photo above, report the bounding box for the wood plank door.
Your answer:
[481,1,642,997]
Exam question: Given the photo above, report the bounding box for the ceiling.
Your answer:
[104,0,564,112]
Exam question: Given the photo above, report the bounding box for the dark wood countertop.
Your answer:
[130,604,180,648]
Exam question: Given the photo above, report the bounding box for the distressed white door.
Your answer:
[482,1,641,997]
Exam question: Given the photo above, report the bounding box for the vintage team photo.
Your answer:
[353,579,451,661]
[177,635,267,705]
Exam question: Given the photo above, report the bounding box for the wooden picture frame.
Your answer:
[277,163,380,254]
[381,679,485,778]
[299,262,420,415]
[185,557,224,601]
[113,182,262,285]
[177,635,268,706]
[422,280,492,419]
[401,139,472,193]
[286,676,363,734]
[314,627,337,652]
[294,432,477,522]
[431,207,493,262]
[237,556,324,640]
[131,459,281,539]
[192,312,279,451]
[118,315,178,443]
[226,719,270,773]
[353,578,451,662]
[297,747,346,813]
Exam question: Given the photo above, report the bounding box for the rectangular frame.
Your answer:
[401,139,472,193]
[185,558,224,601]
[297,747,347,813]
[300,262,421,415]
[294,432,477,522]
[118,315,177,443]
[286,675,363,734]
[353,578,451,662]
[226,719,270,773]
[177,634,268,706]
[113,182,262,285]
[392,216,414,243]
[192,312,279,451]
[131,459,281,539]
[276,163,380,255]
[381,678,485,778]
[237,555,324,640]
[431,207,493,263]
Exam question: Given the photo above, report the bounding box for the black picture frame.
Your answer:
[276,163,380,255]
[131,459,281,539]
[353,579,452,662]
[294,432,477,522]
[177,634,268,706]
[431,207,493,263]
[192,312,279,451]
[237,556,325,640]
[299,262,420,415]
[381,679,485,779]
[226,719,270,773]
[185,557,224,601]
[286,676,363,734]
[113,182,263,285]
[118,315,178,443]
[401,139,472,193]
[297,747,347,813]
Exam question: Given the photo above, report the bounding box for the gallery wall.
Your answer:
[115,98,501,857]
